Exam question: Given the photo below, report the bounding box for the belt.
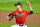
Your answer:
[19,24,24,26]
[17,24,24,26]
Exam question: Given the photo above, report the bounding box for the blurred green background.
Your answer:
[0,0,40,13]
[0,0,40,27]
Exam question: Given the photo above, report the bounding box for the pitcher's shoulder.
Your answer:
[23,10,27,11]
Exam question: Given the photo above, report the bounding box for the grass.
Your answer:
[0,0,40,13]
[0,23,40,27]
[0,23,14,27]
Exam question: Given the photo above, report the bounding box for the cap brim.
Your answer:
[15,4,17,6]
[15,4,21,6]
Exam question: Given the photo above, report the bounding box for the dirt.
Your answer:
[0,11,40,26]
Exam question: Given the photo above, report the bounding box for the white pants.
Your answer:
[11,24,27,27]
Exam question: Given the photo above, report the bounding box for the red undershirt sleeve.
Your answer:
[25,10,30,15]
[9,11,15,15]
[27,11,30,15]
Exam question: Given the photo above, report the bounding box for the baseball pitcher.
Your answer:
[7,1,33,27]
